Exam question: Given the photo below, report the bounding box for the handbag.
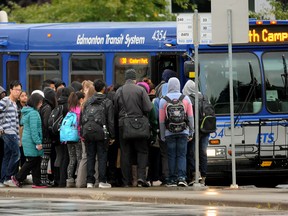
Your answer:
[120,88,150,140]
[123,116,150,139]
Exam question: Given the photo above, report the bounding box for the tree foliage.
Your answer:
[3,0,176,23]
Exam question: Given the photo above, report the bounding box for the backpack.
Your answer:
[164,95,188,133]
[190,94,216,134]
[60,111,79,143]
[81,98,108,142]
[48,105,64,136]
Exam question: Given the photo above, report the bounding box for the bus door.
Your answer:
[152,54,182,86]
[2,54,19,90]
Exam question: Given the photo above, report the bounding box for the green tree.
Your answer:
[249,0,288,20]
[3,0,175,23]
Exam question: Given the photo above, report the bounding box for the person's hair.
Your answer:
[9,80,22,90]
[93,79,106,92]
[27,93,43,109]
[41,79,55,90]
[76,91,85,100]
[68,92,78,110]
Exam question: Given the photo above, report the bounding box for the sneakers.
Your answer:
[99,182,112,189]
[3,180,17,187]
[137,179,151,187]
[87,183,94,188]
[11,176,21,187]
[177,180,188,187]
[0,182,7,188]
[32,183,48,188]
[199,177,206,186]
[166,181,177,187]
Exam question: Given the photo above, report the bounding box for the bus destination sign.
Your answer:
[249,25,288,44]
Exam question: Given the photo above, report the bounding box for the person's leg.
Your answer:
[96,140,108,183]
[67,143,77,181]
[86,141,97,185]
[165,135,177,184]
[2,134,20,182]
[75,142,82,176]
[159,140,169,184]
[31,157,42,186]
[176,135,188,183]
[199,134,209,185]
[41,143,51,184]
[134,139,149,182]
[76,140,87,188]
[15,157,35,183]
[119,127,131,186]
[59,144,69,187]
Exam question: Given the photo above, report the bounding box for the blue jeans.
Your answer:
[165,134,187,182]
[0,134,20,182]
[187,133,209,178]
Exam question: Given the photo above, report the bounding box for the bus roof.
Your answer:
[0,22,186,52]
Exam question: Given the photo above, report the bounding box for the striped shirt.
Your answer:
[0,96,20,139]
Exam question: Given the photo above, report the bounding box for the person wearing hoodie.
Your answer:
[82,79,115,188]
[159,77,194,187]
[70,81,83,92]
[183,79,210,186]
[153,69,177,185]
[54,87,73,187]
[11,93,47,188]
[39,88,57,185]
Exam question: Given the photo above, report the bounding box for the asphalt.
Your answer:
[1,184,288,210]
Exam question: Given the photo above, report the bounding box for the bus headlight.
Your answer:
[207,147,226,158]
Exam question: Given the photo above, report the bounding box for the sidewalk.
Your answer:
[1,185,288,210]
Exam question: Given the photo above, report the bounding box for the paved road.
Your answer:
[0,198,287,216]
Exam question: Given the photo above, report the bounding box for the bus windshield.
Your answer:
[263,51,288,113]
[199,52,262,114]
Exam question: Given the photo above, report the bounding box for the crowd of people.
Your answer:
[0,68,211,189]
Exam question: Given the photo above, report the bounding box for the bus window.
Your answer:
[199,52,262,115]
[28,54,61,93]
[263,52,288,113]
[70,54,104,83]
[6,61,19,90]
[114,54,150,85]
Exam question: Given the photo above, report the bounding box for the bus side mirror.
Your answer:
[184,61,196,79]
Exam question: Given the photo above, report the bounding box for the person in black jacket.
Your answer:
[114,69,153,187]
[82,79,115,188]
[39,88,57,185]
[53,87,73,187]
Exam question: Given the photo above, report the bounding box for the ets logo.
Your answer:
[256,133,275,144]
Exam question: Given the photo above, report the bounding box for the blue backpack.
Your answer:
[60,111,79,143]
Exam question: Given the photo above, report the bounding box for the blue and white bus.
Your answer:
[1,20,288,186]
[0,22,187,93]
[185,20,288,186]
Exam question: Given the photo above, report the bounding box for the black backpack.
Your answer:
[164,95,188,133]
[48,105,64,136]
[190,94,216,134]
[81,98,108,142]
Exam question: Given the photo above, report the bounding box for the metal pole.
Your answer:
[227,9,238,189]
[193,10,201,187]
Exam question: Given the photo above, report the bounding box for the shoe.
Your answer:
[87,183,94,188]
[166,181,177,187]
[137,179,151,187]
[11,176,21,187]
[199,177,206,186]
[32,183,48,188]
[99,182,112,189]
[3,180,17,187]
[178,180,188,187]
[66,179,75,188]
[0,183,7,188]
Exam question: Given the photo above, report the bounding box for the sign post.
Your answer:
[211,0,249,188]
